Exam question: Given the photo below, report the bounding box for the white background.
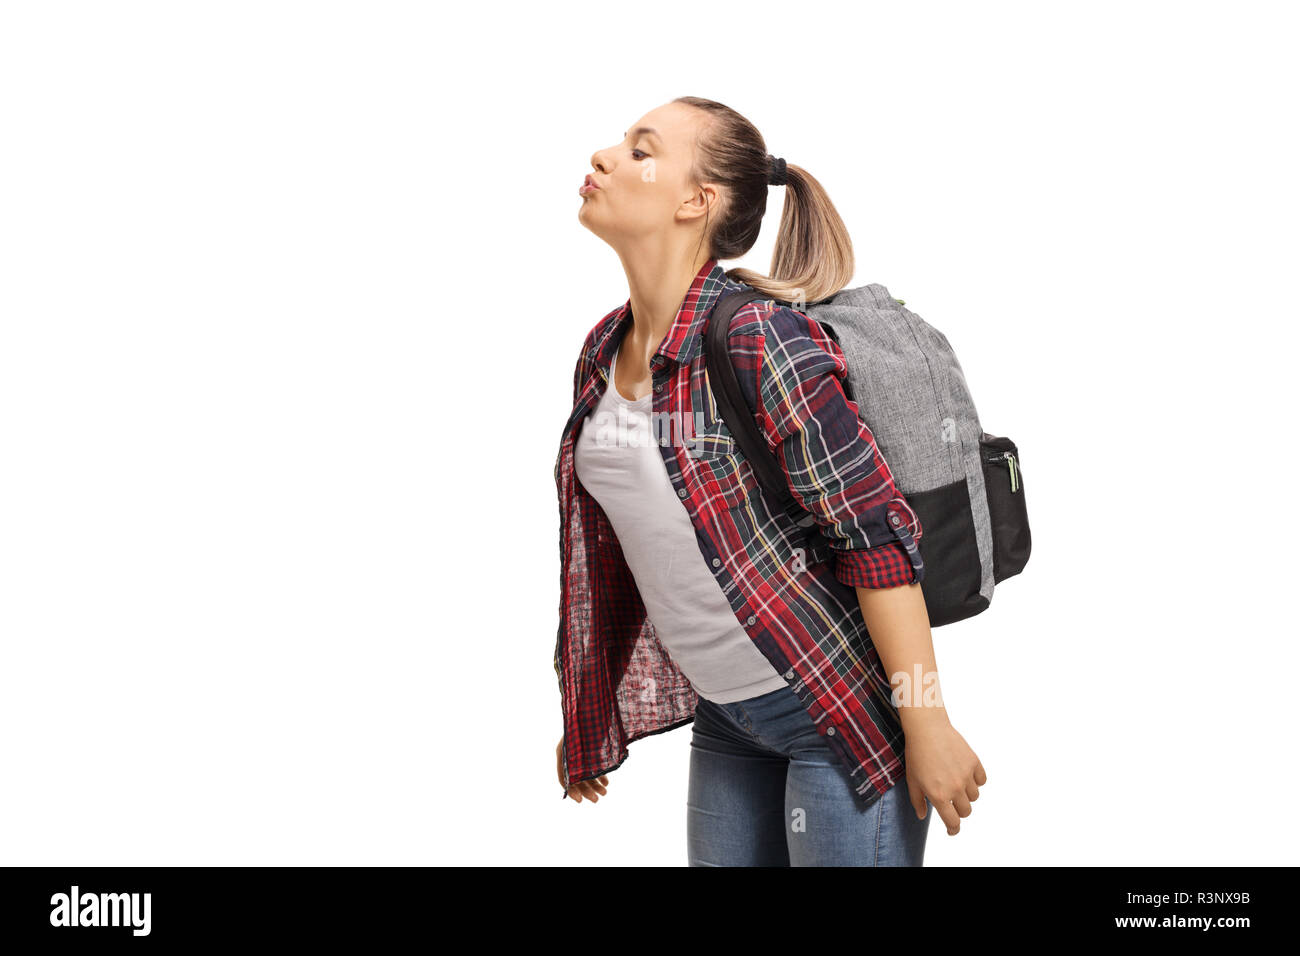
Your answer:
[1,0,1296,866]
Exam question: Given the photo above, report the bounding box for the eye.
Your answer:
[631,148,648,160]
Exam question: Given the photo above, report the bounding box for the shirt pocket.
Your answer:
[685,417,760,509]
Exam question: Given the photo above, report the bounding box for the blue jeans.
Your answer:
[687,684,932,866]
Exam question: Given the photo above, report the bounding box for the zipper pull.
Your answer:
[985,449,1020,492]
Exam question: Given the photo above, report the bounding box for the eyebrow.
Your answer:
[624,126,662,145]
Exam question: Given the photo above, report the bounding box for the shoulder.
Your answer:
[717,293,791,354]
[719,292,827,351]
[738,301,841,374]
[764,304,829,350]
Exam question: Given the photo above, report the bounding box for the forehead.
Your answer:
[627,102,704,150]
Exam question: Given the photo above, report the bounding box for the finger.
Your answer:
[966,780,980,803]
[973,759,987,786]
[566,772,607,800]
[906,777,927,820]
[951,792,972,818]
[934,799,961,835]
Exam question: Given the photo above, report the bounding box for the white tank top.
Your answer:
[573,342,787,704]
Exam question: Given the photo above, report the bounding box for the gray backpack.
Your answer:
[705,283,1030,627]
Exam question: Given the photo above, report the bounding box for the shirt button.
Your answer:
[784,670,794,679]
[677,488,687,498]
[826,726,836,736]
[654,383,663,392]
[890,514,901,526]
[711,557,721,568]
[745,614,756,625]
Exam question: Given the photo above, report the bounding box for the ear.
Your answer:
[676,181,721,225]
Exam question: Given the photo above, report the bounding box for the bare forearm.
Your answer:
[854,581,987,836]
[854,581,948,728]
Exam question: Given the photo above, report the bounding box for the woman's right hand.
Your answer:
[557,738,609,803]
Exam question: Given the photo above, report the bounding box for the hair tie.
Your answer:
[767,155,788,186]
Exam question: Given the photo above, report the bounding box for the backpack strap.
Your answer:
[704,289,817,528]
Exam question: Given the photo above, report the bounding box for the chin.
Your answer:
[577,208,606,236]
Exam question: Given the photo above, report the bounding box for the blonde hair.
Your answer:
[673,95,854,305]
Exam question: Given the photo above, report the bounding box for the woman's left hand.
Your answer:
[900,708,987,836]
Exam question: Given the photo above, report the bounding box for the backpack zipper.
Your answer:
[986,451,1019,492]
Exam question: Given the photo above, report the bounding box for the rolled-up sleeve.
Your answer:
[753,306,925,589]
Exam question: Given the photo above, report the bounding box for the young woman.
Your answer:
[554,96,986,866]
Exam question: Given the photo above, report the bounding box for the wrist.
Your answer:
[896,702,951,728]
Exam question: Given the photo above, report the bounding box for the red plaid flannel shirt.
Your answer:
[553,258,925,809]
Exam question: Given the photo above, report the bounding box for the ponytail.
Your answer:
[673,96,855,306]
[726,162,854,306]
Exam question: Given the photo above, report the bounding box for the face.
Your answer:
[578,101,717,249]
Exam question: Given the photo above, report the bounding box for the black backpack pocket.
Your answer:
[906,476,987,627]
[979,433,1031,582]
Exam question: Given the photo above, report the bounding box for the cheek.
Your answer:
[620,174,674,222]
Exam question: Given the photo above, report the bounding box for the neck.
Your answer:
[613,241,713,364]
